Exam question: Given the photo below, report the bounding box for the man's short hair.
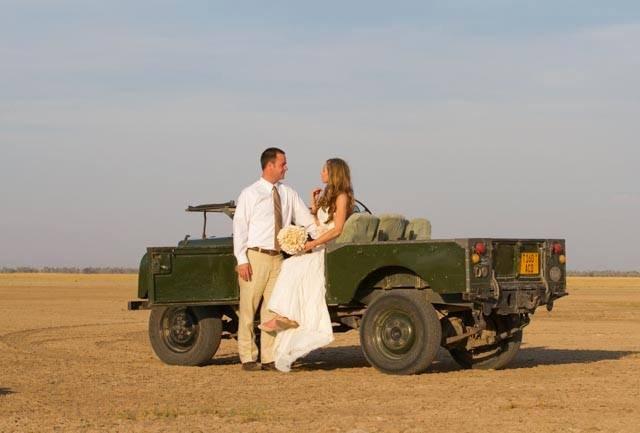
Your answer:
[260,147,285,169]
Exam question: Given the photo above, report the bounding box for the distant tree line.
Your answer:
[566,270,640,277]
[0,266,137,274]
[1,267,638,277]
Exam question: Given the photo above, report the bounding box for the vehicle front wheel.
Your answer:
[360,290,442,375]
[148,306,222,366]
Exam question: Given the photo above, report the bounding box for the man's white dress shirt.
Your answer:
[233,178,317,265]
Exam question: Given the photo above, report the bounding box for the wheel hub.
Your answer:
[376,311,416,357]
[163,307,198,352]
[171,311,194,342]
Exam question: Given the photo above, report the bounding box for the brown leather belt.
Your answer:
[248,247,282,256]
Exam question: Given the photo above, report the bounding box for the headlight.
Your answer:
[151,253,172,274]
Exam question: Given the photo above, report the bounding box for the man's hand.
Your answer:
[236,263,253,282]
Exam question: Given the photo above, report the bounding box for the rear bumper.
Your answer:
[494,280,567,314]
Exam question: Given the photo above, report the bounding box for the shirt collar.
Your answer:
[259,177,281,191]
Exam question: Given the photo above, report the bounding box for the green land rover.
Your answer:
[129,201,567,375]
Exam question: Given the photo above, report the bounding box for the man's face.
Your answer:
[267,153,288,181]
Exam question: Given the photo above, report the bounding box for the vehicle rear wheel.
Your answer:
[448,317,522,370]
[360,290,441,375]
[148,306,222,366]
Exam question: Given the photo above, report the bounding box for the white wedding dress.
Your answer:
[267,207,334,372]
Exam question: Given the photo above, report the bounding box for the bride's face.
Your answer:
[321,164,329,184]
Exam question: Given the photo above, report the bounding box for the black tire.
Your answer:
[359,290,442,375]
[449,322,522,370]
[148,306,222,366]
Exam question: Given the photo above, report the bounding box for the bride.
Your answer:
[259,158,354,372]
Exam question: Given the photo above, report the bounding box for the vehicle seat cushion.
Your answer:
[336,213,380,243]
[377,214,408,241]
[404,218,432,240]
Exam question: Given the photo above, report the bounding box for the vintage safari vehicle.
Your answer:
[129,201,567,375]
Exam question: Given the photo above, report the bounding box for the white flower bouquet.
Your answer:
[277,225,308,255]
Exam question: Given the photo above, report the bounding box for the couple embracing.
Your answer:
[233,147,354,372]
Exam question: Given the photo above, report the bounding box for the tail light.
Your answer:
[474,242,487,255]
[471,241,486,265]
[550,242,566,265]
[552,242,564,255]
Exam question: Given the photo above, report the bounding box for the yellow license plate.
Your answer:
[520,252,539,275]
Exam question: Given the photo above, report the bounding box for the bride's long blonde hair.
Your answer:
[317,158,355,223]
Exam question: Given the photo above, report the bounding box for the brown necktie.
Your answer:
[272,185,283,251]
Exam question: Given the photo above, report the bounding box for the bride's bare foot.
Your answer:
[258,318,278,332]
[275,317,299,330]
[259,316,299,333]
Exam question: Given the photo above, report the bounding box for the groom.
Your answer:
[233,147,316,371]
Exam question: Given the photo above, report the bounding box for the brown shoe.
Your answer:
[261,362,278,371]
[241,362,262,372]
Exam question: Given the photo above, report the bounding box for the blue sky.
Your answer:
[1,1,639,269]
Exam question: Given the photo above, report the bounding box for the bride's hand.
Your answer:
[303,240,317,252]
[311,188,322,201]
[310,188,322,213]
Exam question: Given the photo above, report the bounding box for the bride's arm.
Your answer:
[291,190,318,240]
[303,193,349,251]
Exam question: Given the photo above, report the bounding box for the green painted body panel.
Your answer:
[494,243,516,278]
[137,236,566,310]
[147,238,239,304]
[137,252,151,299]
[324,241,467,304]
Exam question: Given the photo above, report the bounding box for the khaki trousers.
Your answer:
[237,249,283,364]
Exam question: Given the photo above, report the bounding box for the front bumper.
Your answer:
[128,300,150,310]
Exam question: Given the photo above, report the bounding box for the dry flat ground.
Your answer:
[0,275,639,433]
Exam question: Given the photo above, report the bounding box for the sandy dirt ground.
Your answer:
[0,274,639,433]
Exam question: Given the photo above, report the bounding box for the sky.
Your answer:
[1,1,639,270]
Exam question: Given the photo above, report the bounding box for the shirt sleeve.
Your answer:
[291,189,318,239]
[233,189,251,265]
